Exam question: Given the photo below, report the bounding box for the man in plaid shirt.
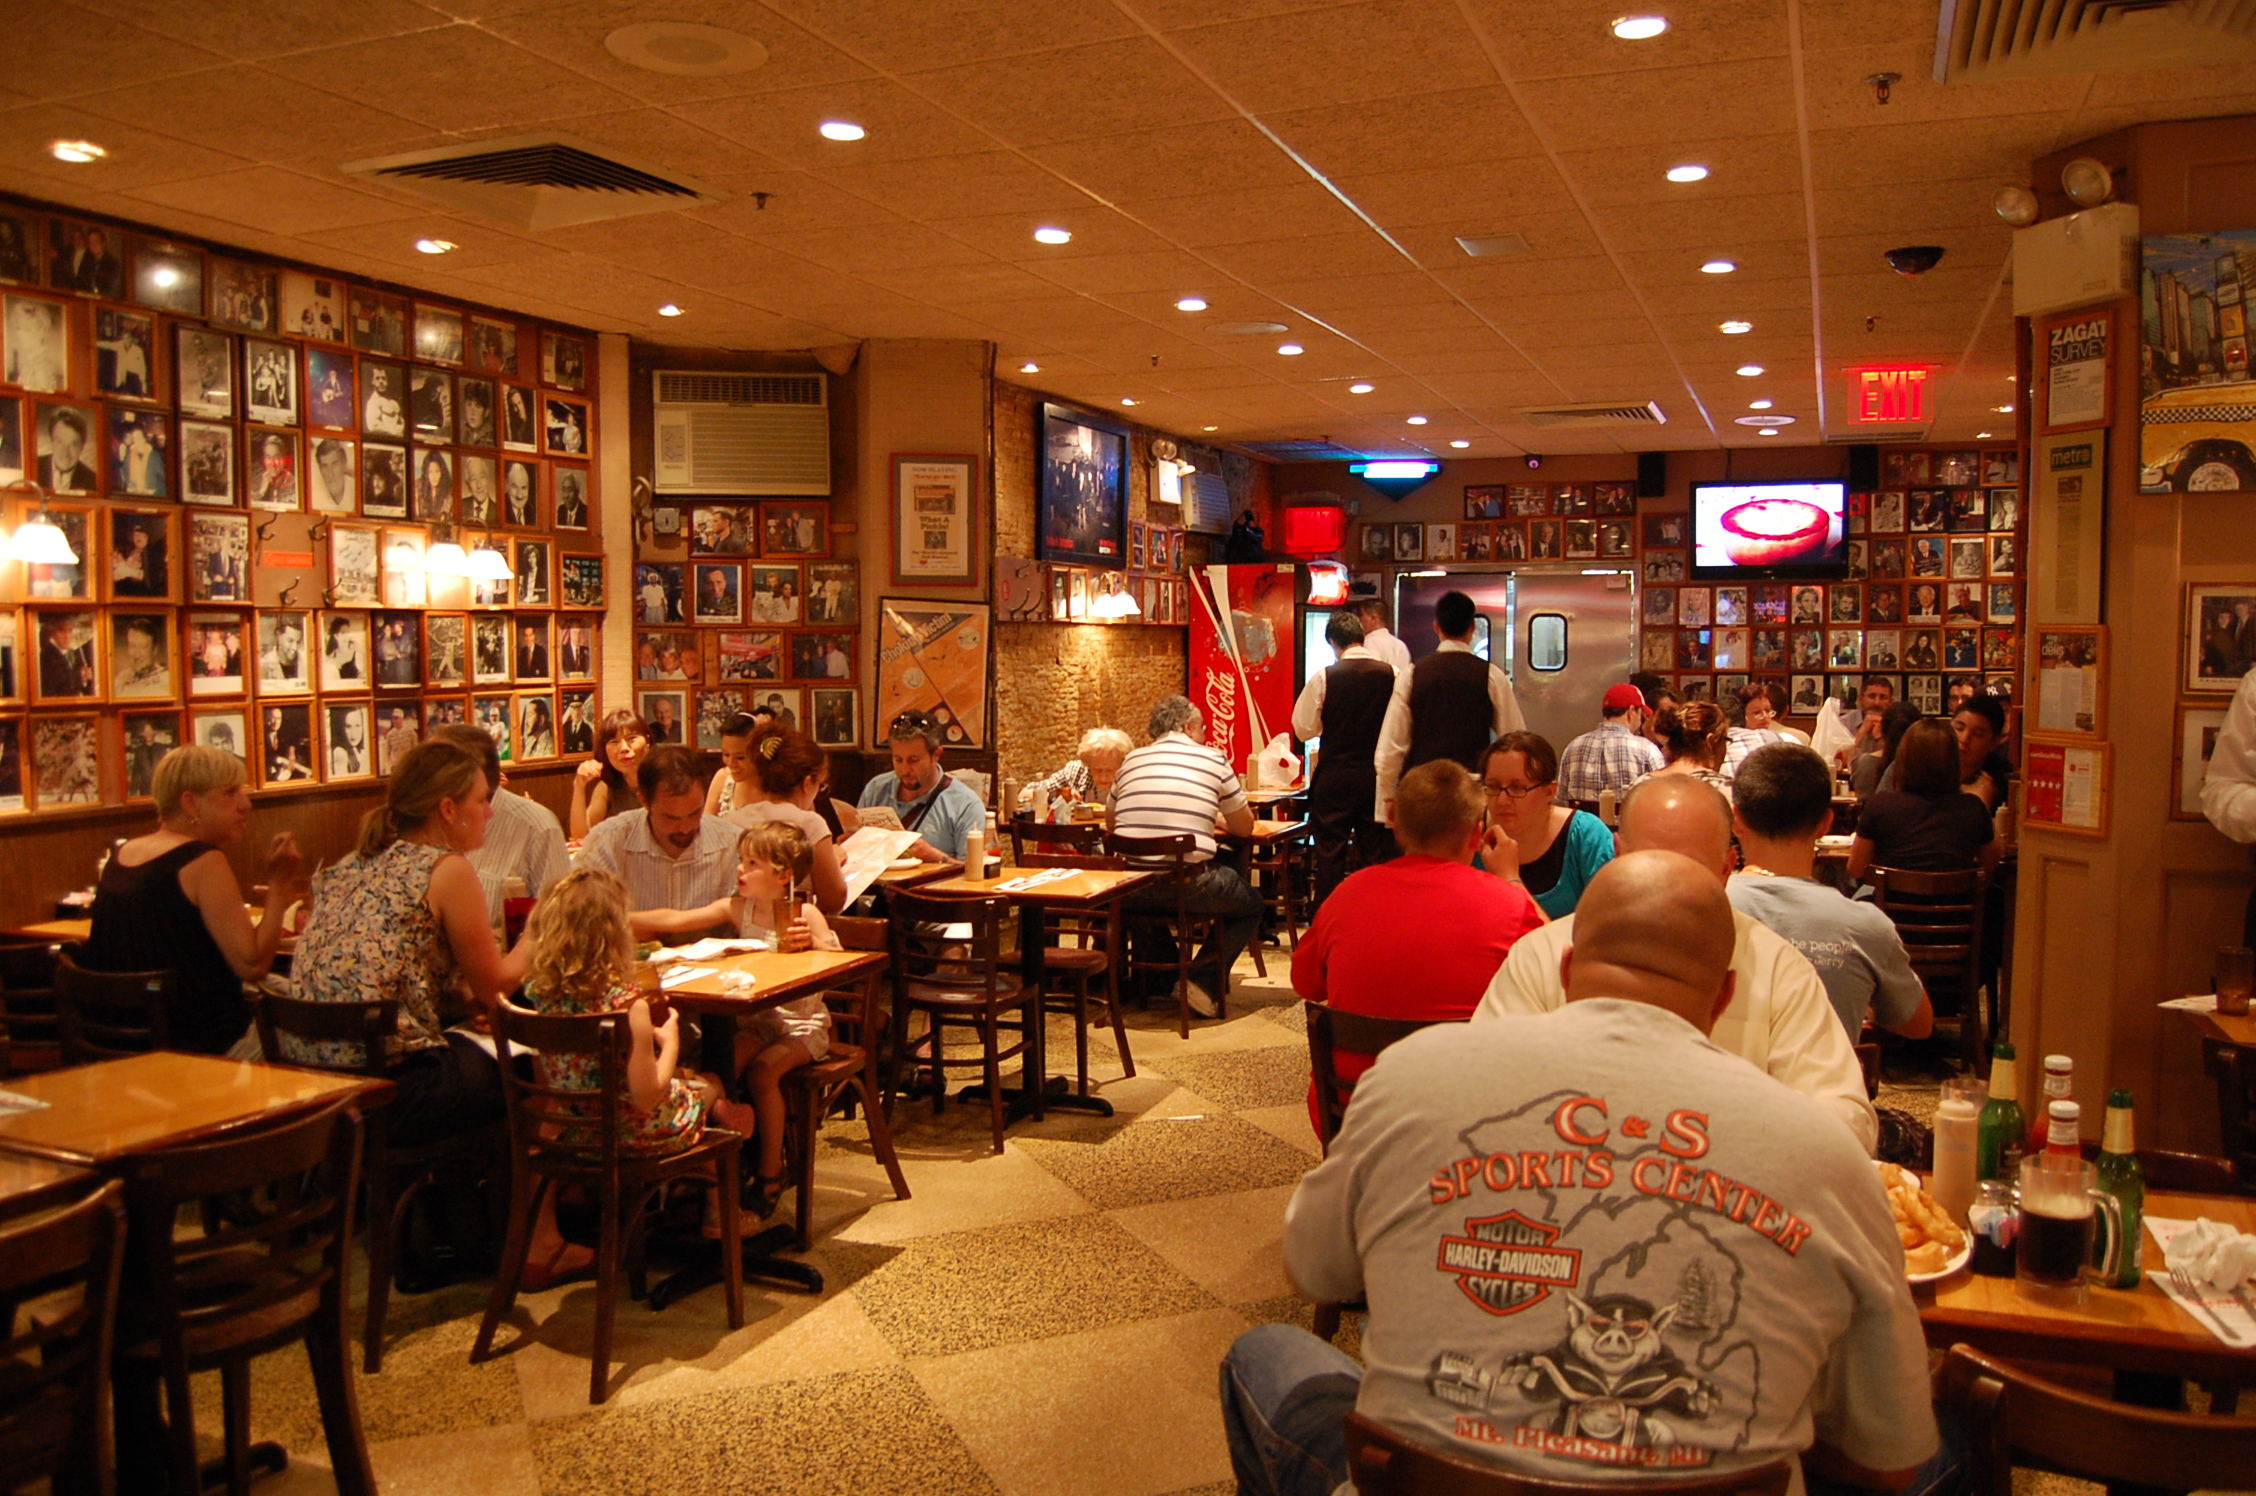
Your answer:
[1556,682,1663,805]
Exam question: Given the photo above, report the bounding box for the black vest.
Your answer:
[1310,657,1395,800]
[1404,648,1495,773]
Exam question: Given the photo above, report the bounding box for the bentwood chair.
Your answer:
[1004,817,1107,861]
[1017,847,1137,1093]
[1108,830,1226,1037]
[1241,821,1310,977]
[54,950,174,1064]
[0,1179,127,1496]
[1941,1343,2256,1496]
[778,916,910,1251]
[0,935,64,1073]
[113,1100,375,1496]
[254,991,503,1373]
[1867,866,1990,1071]
[1343,1413,1794,1496]
[475,1003,746,1405]
[885,890,1040,1155]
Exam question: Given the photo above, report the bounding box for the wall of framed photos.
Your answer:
[0,192,609,824]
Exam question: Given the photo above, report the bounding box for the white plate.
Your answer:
[1907,1236,1973,1285]
[886,858,921,870]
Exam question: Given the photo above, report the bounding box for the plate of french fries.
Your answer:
[1878,1162,1971,1282]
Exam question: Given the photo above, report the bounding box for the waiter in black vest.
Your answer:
[1372,590,1523,825]
[1291,610,1400,905]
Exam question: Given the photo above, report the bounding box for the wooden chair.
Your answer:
[113,1099,376,1496]
[1343,1412,1793,1496]
[254,991,502,1373]
[1306,1001,1459,1341]
[1855,1041,1882,1099]
[1940,1343,2256,1496]
[474,1002,746,1405]
[778,917,910,1251]
[54,950,175,1064]
[2073,1140,2240,1195]
[1867,866,1989,1071]
[0,1179,126,1496]
[1019,847,1137,1094]
[2203,1038,2256,1188]
[884,890,1040,1155]
[0,935,63,1073]
[1243,824,1309,977]
[1108,829,1227,1037]
[1005,817,1106,860]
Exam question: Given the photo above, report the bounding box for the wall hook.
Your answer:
[276,579,300,608]
[307,519,331,545]
[256,515,279,543]
[321,586,338,607]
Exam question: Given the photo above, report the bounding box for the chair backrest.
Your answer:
[1306,1002,1456,1149]
[120,1099,362,1362]
[253,992,398,1078]
[1106,830,1199,930]
[487,1002,629,1174]
[1854,1042,1882,1099]
[2203,1039,2256,1183]
[830,915,888,953]
[1006,819,1106,859]
[888,890,1015,996]
[1867,866,1986,991]
[1019,849,1128,872]
[55,951,174,1064]
[2072,1139,2239,1195]
[0,936,61,1072]
[1940,1343,2256,1496]
[1343,1412,1793,1496]
[0,1178,126,1496]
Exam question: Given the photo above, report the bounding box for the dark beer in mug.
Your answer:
[2015,1202,2093,1287]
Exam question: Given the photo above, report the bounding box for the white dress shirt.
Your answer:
[1361,625,1413,673]
[2203,667,2256,842]
[465,787,571,925]
[1472,906,1879,1155]
[1289,643,1393,741]
[1371,639,1525,819]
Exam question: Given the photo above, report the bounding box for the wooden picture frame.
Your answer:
[109,608,177,701]
[875,597,987,748]
[105,506,178,603]
[891,452,976,586]
[0,606,20,705]
[2184,582,2256,695]
[28,713,100,809]
[2040,305,2112,434]
[29,608,100,705]
[2030,625,2105,737]
[121,708,181,800]
[2021,734,2109,837]
[323,699,377,781]
[256,700,319,789]
[2174,701,2230,822]
[760,500,830,559]
[514,689,556,760]
[19,500,92,602]
[811,686,858,748]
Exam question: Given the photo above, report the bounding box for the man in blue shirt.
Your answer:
[859,710,985,862]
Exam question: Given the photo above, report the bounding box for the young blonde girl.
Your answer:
[521,869,755,1274]
[727,821,839,1215]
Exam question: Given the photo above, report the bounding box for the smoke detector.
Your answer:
[604,23,768,76]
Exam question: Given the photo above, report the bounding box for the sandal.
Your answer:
[518,1238,595,1291]
[744,1173,788,1221]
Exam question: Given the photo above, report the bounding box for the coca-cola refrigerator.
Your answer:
[1187,563,1303,772]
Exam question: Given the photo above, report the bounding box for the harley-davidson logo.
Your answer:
[1437,1210,1581,1316]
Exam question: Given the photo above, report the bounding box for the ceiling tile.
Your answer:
[8,4,232,100]
[1265,88,1544,176]
[262,23,643,136]
[683,172,900,235]
[1166,0,1498,113]
[743,218,991,274]
[479,0,876,107]
[293,212,551,272]
[1030,119,1311,203]
[73,0,452,64]
[71,68,431,169]
[1474,0,1790,81]
[907,38,1229,147]
[1203,229,1415,283]
[124,166,411,237]
[1809,115,2073,190]
[766,0,1139,72]
[1124,181,1364,251]
[1512,60,1796,151]
[1551,136,1804,208]
[675,81,996,169]
[1029,248,1239,298]
[1595,191,1810,252]
[817,151,1087,222]
[0,105,253,193]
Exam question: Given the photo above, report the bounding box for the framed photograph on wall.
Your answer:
[2175,702,2230,821]
[811,687,857,748]
[30,715,100,808]
[1037,403,1127,568]
[2022,735,2109,837]
[2041,306,2111,433]
[2185,582,2256,695]
[122,710,181,800]
[891,453,977,585]
[2031,625,2104,736]
[325,700,375,780]
[2030,431,2104,626]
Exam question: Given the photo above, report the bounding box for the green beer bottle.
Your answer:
[1975,1042,2026,1182]
[2092,1089,2146,1289]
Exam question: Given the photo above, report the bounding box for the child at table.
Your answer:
[727,821,840,1216]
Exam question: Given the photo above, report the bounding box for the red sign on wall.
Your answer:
[1848,366,1934,424]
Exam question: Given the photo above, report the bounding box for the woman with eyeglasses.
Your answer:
[1475,730,1614,919]
[571,709,650,840]
[721,722,848,912]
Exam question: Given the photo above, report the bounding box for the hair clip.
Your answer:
[760,735,783,759]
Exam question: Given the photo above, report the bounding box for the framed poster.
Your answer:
[1037,403,1127,567]
[875,598,988,748]
[2029,431,2104,626]
[2031,625,2104,737]
[2041,306,2111,433]
[2141,230,2256,491]
[2176,702,2230,821]
[2022,735,2109,837]
[891,453,976,585]
[2185,582,2256,695]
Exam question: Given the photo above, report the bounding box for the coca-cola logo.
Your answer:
[1202,664,1237,751]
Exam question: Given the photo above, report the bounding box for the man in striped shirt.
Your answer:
[579,744,744,943]
[434,725,570,925]
[1109,695,1260,1017]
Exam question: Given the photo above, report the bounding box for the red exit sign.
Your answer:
[1849,365,1933,423]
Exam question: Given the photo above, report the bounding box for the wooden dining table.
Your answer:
[1915,1186,2256,1382]
[0,1050,388,1168]
[0,1149,96,1217]
[8,903,276,947]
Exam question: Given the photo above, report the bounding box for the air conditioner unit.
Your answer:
[1182,471,1232,533]
[652,370,830,495]
[2012,202,2139,318]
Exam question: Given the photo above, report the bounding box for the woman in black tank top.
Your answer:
[85,744,307,1054]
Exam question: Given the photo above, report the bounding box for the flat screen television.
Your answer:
[1037,402,1128,567]
[1689,479,1849,580]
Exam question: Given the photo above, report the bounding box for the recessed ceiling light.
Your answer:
[1033,226,1072,245]
[1667,164,1709,183]
[1406,415,1428,426]
[657,303,683,316]
[1757,428,1778,437]
[1977,431,1993,439]
[1749,399,1773,410]
[1349,382,1374,394]
[1612,15,1669,39]
[604,22,768,76]
[1736,364,1764,376]
[1020,361,1039,373]
[49,140,106,164]
[818,121,865,141]
[1993,404,2014,413]
[1120,397,1138,406]
[1701,258,1737,274]
[415,238,456,255]
[1278,343,1303,356]
[1202,425,1218,432]
[1450,439,1471,448]
[1720,319,1752,334]
[1176,296,1207,312]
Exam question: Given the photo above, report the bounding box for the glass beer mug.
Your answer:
[2015,1156,2124,1306]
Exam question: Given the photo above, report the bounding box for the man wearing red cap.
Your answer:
[1556,682,1664,807]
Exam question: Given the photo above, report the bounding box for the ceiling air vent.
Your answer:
[1936,0,2256,83]
[343,134,722,231]
[1514,401,1668,428]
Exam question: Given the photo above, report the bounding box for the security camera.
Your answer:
[1883,245,1945,276]
[1525,454,1543,470]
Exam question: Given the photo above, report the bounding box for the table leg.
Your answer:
[956,902,1113,1119]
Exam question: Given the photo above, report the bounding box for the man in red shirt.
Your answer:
[1294,758,1546,1134]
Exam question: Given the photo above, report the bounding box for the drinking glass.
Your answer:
[2217,946,2255,1017]
[2015,1156,2123,1306]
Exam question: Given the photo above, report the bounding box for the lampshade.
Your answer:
[468,544,515,580]
[6,514,80,565]
[424,541,470,577]
[1090,585,1141,619]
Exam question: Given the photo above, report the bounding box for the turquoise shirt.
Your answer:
[1474,808,1615,919]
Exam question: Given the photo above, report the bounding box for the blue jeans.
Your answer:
[1133,861,1264,997]
[1221,1324,1363,1496]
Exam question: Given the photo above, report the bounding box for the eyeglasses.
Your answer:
[1481,779,1551,801]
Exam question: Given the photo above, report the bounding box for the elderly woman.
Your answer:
[84,745,307,1056]
[1026,726,1135,814]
